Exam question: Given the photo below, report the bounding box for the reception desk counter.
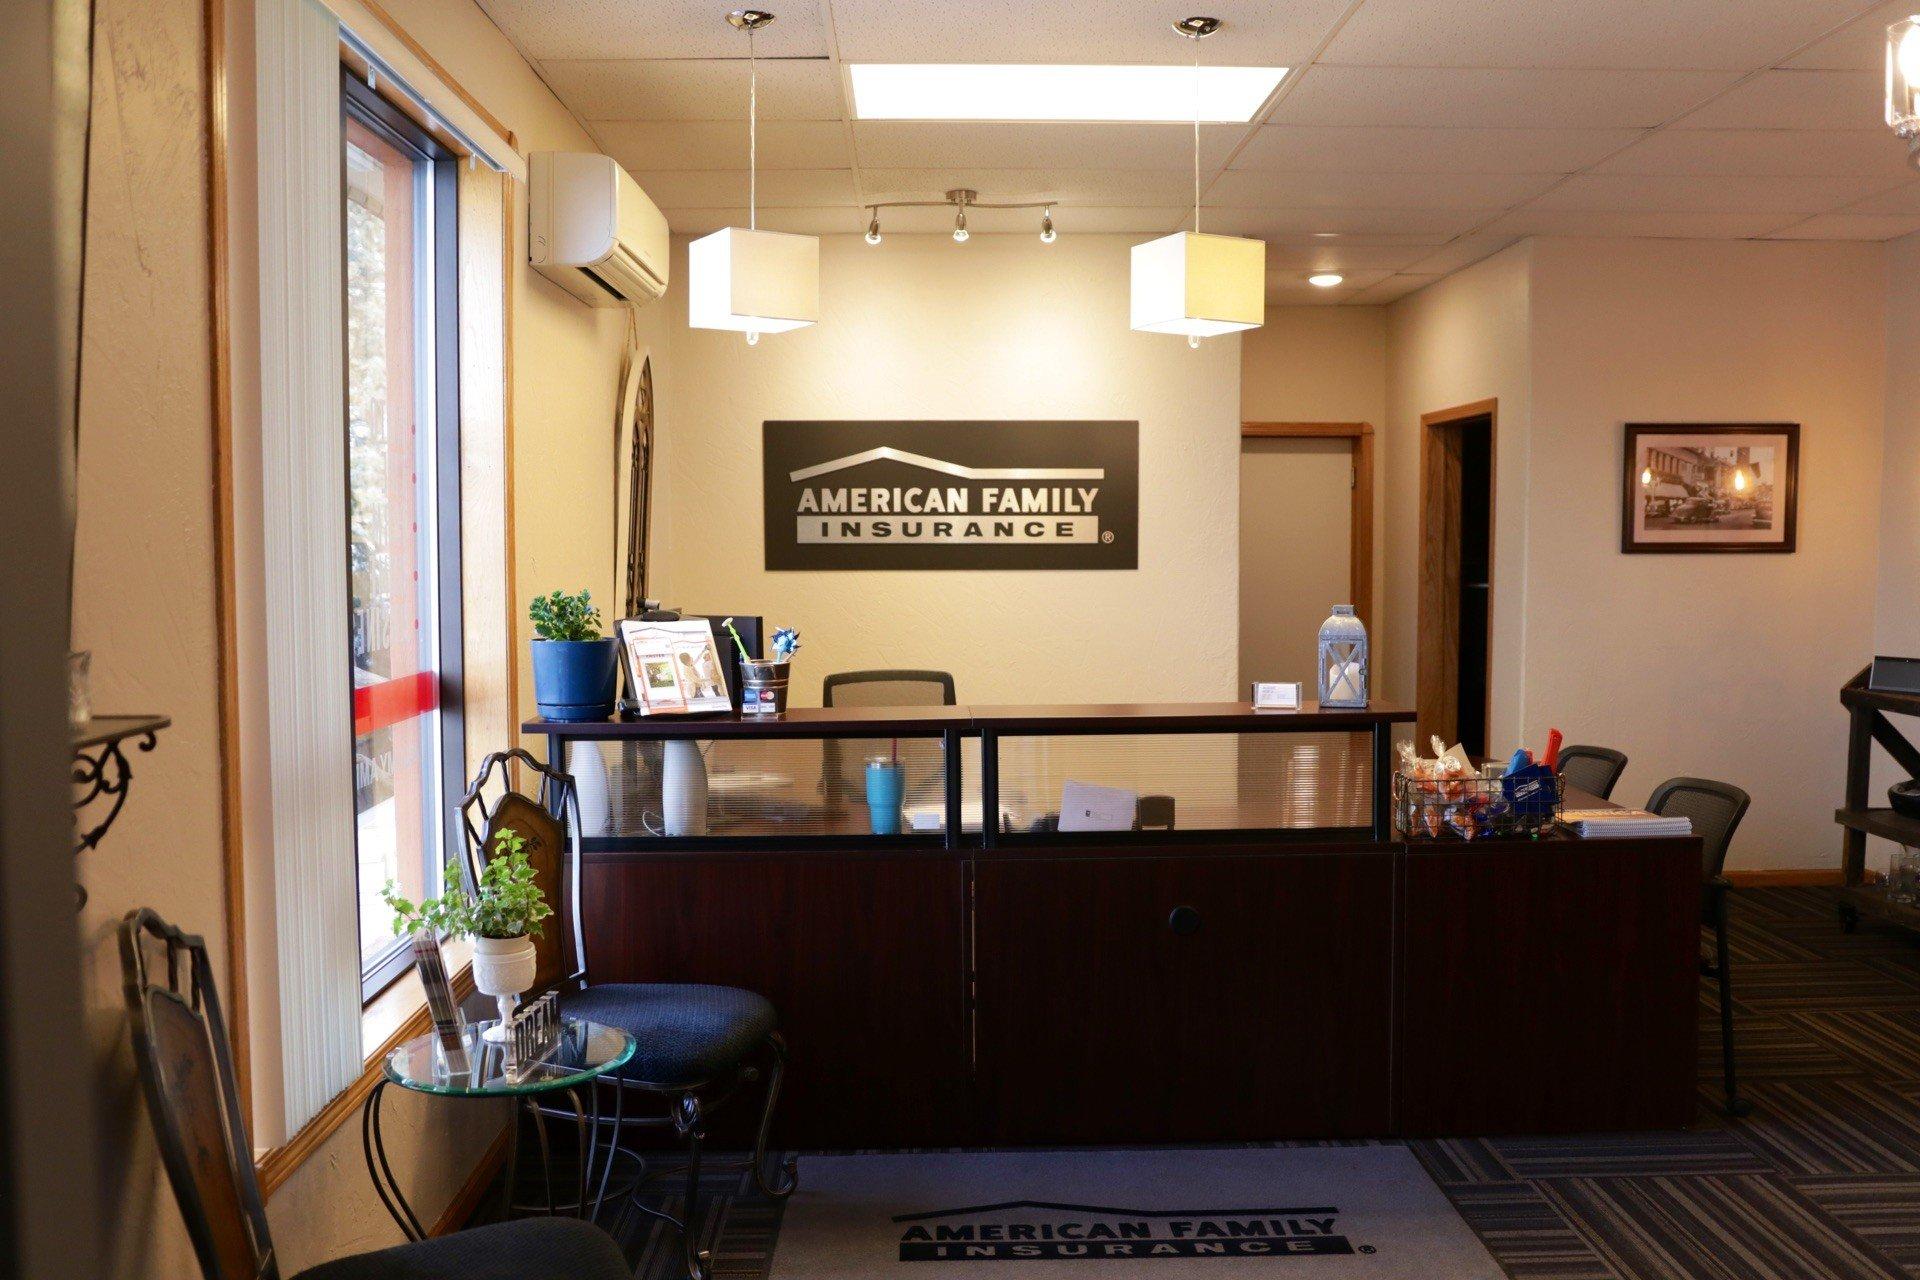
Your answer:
[526,704,1700,1144]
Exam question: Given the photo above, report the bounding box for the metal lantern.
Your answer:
[1317,604,1369,709]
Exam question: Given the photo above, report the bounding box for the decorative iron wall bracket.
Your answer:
[72,714,170,907]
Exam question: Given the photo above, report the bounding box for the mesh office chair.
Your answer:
[460,750,795,1280]
[1557,744,1629,801]
[120,908,630,1280]
[1648,776,1753,1117]
[821,669,957,806]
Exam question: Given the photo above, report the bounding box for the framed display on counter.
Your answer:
[616,618,733,715]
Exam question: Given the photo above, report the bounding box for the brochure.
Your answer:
[617,618,733,716]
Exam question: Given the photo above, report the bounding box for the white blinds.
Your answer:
[254,0,362,1137]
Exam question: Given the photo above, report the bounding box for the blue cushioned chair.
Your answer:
[120,909,631,1280]
[460,750,796,1280]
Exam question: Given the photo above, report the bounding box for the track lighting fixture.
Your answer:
[860,188,1062,245]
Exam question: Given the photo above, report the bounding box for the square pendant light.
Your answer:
[1129,231,1265,338]
[688,226,820,336]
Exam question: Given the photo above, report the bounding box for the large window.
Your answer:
[343,72,464,999]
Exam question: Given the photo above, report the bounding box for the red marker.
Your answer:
[1543,728,1563,772]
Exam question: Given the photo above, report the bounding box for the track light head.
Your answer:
[953,207,969,243]
[1040,207,1056,243]
[865,211,882,245]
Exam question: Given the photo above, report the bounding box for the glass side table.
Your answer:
[363,1016,635,1240]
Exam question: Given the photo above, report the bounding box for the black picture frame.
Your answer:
[1621,423,1799,554]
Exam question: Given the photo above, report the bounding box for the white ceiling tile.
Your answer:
[543,59,845,121]
[1257,230,1463,246]
[1400,235,1523,275]
[828,0,1355,66]
[1593,128,1912,178]
[1318,0,1868,70]
[865,205,1186,235]
[1479,208,1805,237]
[858,168,1191,206]
[1208,169,1560,210]
[1525,171,1892,213]
[1348,273,1443,304]
[1832,179,1920,212]
[1270,66,1745,129]
[668,207,867,235]
[851,121,1238,170]
[1785,1,1912,70]
[1201,207,1496,239]
[477,0,830,60]
[1263,242,1438,270]
[596,120,851,171]
[1232,125,1645,174]
[1764,211,1920,238]
[1672,70,1884,129]
[629,169,859,208]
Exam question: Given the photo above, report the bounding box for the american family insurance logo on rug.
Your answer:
[892,1202,1363,1262]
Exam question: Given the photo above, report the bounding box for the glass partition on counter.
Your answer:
[987,731,1373,839]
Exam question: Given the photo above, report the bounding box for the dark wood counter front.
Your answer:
[544,706,1699,1145]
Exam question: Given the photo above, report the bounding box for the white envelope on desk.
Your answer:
[1059,781,1138,832]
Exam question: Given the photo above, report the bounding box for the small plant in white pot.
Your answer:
[383,829,554,1042]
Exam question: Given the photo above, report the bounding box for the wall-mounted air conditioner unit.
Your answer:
[529,151,669,307]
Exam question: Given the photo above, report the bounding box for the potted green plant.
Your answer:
[529,589,618,721]
[383,829,554,1041]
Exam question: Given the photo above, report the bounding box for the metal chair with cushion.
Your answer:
[119,908,630,1280]
[821,669,957,806]
[460,750,795,1280]
[1556,744,1629,801]
[1647,776,1753,1117]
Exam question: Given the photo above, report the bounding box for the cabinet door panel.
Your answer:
[973,851,1396,1142]
[582,854,969,1145]
[1397,840,1699,1135]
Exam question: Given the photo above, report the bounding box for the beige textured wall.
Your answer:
[68,0,225,1275]
[1383,243,1534,723]
[649,232,1243,705]
[1525,237,1885,869]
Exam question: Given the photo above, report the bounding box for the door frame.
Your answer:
[1240,421,1374,631]
[1416,399,1497,748]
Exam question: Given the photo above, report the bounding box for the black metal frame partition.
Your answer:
[537,705,1406,850]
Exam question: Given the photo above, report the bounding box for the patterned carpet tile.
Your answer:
[1721,960,1920,1013]
[1442,1182,1619,1280]
[1729,1078,1920,1177]
[1537,1174,1909,1280]
[1700,1014,1858,1081]
[1792,1175,1920,1271]
[1478,1132,1774,1181]
[1788,1010,1920,1082]
[1412,1137,1532,1185]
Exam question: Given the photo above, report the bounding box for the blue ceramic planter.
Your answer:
[531,637,618,721]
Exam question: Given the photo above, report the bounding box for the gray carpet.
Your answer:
[612,887,1920,1280]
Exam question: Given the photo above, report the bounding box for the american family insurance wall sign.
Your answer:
[762,421,1139,570]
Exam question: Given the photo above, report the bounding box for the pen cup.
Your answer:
[865,758,905,835]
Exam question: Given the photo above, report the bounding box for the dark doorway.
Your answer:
[1417,401,1497,755]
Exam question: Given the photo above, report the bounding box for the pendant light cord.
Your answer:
[748,24,758,231]
[1192,33,1201,234]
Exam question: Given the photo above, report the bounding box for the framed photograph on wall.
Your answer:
[1621,423,1799,554]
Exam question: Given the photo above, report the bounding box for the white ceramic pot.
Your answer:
[471,934,537,1042]
[662,739,710,837]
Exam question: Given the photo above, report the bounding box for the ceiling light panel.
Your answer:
[848,63,1289,123]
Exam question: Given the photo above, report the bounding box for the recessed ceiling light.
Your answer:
[1307,273,1344,288]
[848,63,1289,123]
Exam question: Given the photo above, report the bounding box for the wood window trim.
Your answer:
[1239,422,1375,633]
[1415,399,1498,748]
[255,954,477,1199]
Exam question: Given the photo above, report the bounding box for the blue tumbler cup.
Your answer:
[866,758,905,835]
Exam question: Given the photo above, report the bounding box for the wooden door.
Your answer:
[972,849,1397,1143]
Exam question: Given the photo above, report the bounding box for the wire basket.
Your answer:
[1395,770,1565,840]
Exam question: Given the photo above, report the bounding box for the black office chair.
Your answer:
[821,669,957,806]
[120,908,631,1280]
[1557,744,1629,800]
[460,750,795,1280]
[1648,776,1753,1118]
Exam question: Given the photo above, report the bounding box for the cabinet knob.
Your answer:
[1168,905,1201,936]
